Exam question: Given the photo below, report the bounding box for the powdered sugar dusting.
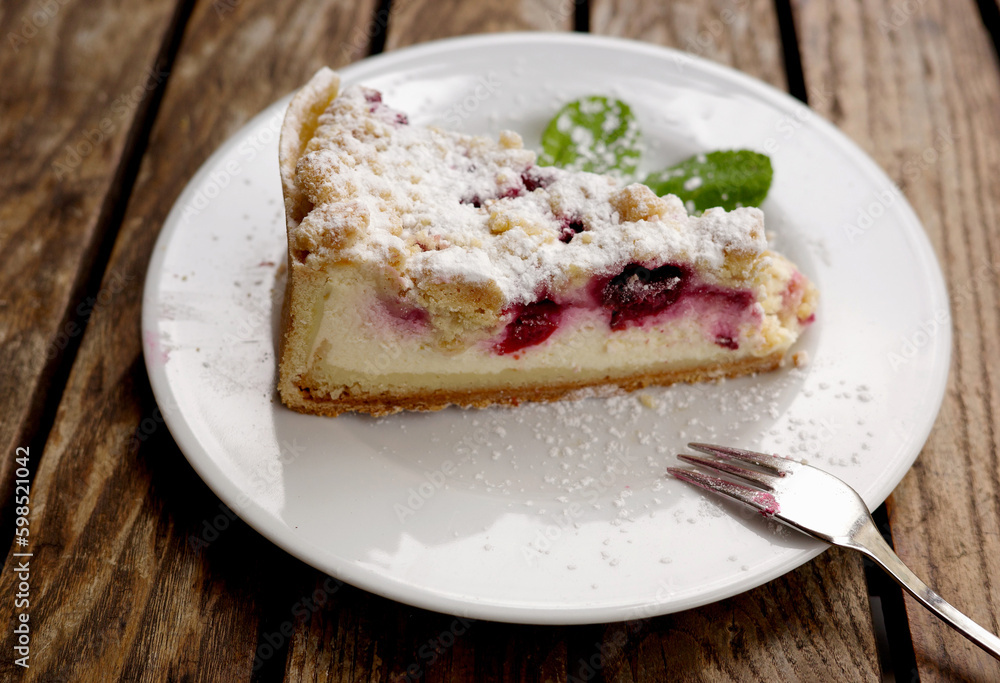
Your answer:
[292,85,767,308]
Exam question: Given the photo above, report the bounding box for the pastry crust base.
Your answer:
[280,351,785,417]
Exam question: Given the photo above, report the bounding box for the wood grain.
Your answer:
[591,0,787,90]
[385,0,573,50]
[792,0,1000,679]
[0,0,378,680]
[591,548,878,682]
[285,581,571,682]
[0,0,182,535]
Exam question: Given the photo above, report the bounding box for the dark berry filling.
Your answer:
[487,267,758,355]
[461,186,522,209]
[521,166,554,191]
[494,300,563,355]
[694,286,755,310]
[559,219,586,243]
[487,264,759,356]
[599,263,689,330]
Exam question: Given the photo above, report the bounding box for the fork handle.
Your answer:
[852,520,1000,659]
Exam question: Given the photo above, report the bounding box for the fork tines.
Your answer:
[675,454,775,490]
[666,467,780,516]
[688,442,792,476]
[667,443,794,517]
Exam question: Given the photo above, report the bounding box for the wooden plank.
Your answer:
[386,0,572,50]
[589,0,881,678]
[0,0,378,680]
[591,0,787,90]
[285,581,570,682]
[594,548,877,681]
[0,0,181,533]
[792,0,1000,679]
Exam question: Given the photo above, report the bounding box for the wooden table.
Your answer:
[2,0,998,680]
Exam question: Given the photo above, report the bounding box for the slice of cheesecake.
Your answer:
[277,68,817,417]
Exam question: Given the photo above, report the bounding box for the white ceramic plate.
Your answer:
[142,33,950,624]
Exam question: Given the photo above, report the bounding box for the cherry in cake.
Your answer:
[277,68,817,417]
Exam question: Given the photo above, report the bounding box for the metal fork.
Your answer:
[668,443,1000,659]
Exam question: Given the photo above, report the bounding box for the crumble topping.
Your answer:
[290,85,769,341]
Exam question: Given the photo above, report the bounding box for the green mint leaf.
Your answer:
[643,150,773,213]
[538,96,641,177]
